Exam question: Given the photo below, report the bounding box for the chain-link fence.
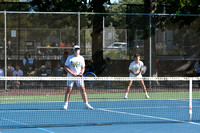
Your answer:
[0,11,200,76]
[1,12,200,60]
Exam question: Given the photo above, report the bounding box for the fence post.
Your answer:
[149,14,152,89]
[78,12,80,46]
[4,10,7,90]
[149,13,152,77]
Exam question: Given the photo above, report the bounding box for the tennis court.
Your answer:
[0,77,200,132]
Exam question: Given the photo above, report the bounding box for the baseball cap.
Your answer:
[73,45,80,50]
[41,65,46,68]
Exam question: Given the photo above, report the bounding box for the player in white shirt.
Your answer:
[63,45,93,110]
[124,54,149,99]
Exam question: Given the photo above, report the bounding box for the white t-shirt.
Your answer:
[65,55,85,77]
[13,70,23,77]
[129,60,144,77]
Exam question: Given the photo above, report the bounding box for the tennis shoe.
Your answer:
[85,103,93,110]
[124,96,128,99]
[63,104,68,110]
[145,95,150,99]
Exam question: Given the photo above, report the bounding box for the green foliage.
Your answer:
[30,0,87,12]
[0,2,30,11]
[118,0,144,4]
[157,0,200,14]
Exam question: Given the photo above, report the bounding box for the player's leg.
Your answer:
[79,86,88,103]
[139,80,150,99]
[77,80,93,109]
[124,80,133,99]
[63,86,72,110]
[64,86,73,102]
[63,80,74,110]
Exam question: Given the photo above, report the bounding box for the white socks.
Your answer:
[124,92,149,99]
[145,92,150,98]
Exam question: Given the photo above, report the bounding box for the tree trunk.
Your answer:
[90,0,107,75]
[144,0,158,77]
[91,15,104,75]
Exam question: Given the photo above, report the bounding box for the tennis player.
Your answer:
[63,45,93,110]
[124,54,150,99]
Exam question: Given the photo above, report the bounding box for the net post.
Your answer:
[189,78,192,120]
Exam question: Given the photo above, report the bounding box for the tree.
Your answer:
[143,0,158,77]
[29,0,111,75]
[0,1,30,11]
[144,0,200,76]
[30,0,88,12]
[88,0,110,75]
[156,0,200,29]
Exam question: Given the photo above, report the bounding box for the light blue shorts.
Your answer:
[129,73,142,78]
[67,80,84,87]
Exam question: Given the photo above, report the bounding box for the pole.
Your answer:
[103,16,105,48]
[78,12,80,46]
[149,14,152,77]
[4,11,7,90]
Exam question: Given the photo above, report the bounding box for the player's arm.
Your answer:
[139,62,144,73]
[79,57,85,77]
[129,70,140,76]
[80,67,85,76]
[64,65,77,76]
[139,66,143,74]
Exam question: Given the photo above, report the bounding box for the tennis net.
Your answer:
[0,76,200,128]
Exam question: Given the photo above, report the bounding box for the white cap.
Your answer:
[73,45,80,50]
[41,65,46,68]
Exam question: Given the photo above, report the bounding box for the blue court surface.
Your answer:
[1,122,200,133]
[1,99,200,133]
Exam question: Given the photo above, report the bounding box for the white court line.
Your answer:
[97,108,200,126]
[177,99,200,103]
[97,105,200,110]
[0,117,55,133]
[1,107,200,128]
[0,98,192,104]
[171,99,200,104]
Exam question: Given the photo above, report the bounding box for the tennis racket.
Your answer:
[77,72,96,77]
[141,66,147,75]
[83,72,97,77]
[83,72,96,89]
